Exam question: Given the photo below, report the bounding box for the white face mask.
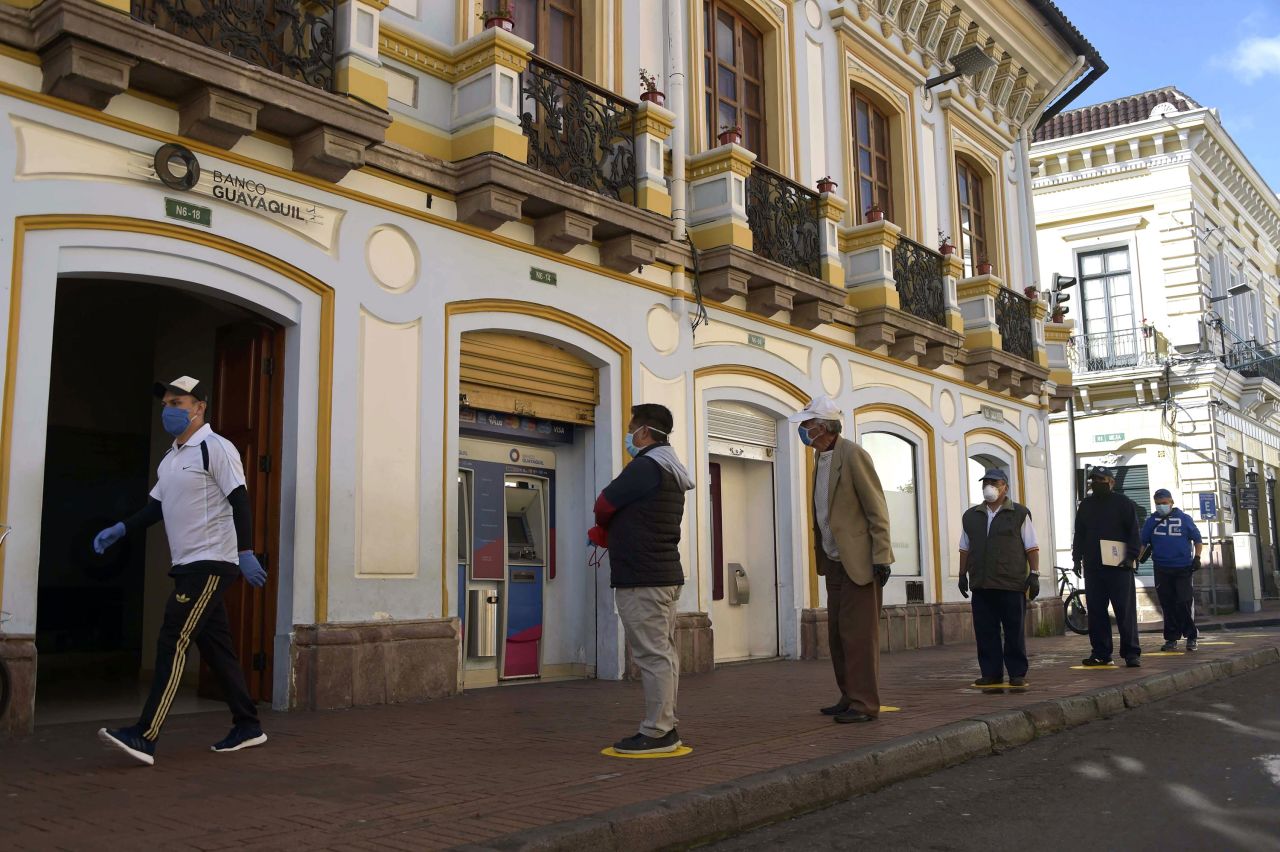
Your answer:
[982,484,1000,503]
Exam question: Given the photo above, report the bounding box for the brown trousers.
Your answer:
[821,552,882,717]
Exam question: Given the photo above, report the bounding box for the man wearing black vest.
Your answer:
[1073,466,1143,667]
[957,468,1040,686]
[589,403,694,754]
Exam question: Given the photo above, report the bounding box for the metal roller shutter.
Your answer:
[459,332,598,425]
[707,402,777,447]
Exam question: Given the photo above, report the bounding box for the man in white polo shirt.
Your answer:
[91,376,268,766]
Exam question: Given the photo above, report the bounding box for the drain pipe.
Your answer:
[666,0,687,242]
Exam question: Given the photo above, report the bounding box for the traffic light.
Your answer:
[1050,272,1077,318]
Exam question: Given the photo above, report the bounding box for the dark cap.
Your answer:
[153,375,206,401]
[978,467,1009,483]
[1088,466,1115,479]
[1154,488,1172,500]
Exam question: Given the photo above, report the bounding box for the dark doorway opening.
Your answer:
[36,278,283,725]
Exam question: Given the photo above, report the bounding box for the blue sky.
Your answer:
[1055,0,1280,195]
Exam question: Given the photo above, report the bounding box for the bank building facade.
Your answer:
[0,0,1096,732]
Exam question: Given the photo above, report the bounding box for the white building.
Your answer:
[1035,88,1280,617]
[0,0,1097,733]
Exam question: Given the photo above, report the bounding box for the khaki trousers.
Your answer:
[821,552,882,717]
[615,585,681,737]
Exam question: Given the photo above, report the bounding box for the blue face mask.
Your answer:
[798,424,815,446]
[162,405,191,437]
[1156,503,1172,516]
[624,428,642,458]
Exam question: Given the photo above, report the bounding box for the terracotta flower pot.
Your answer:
[640,90,665,106]
[940,242,955,256]
[483,15,513,30]
[865,205,884,222]
[817,179,837,194]
[718,129,742,146]
[977,261,993,275]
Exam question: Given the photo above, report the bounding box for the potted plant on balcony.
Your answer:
[718,124,742,146]
[1051,306,1067,323]
[639,69,665,106]
[864,203,884,222]
[1024,285,1038,299]
[816,175,838,194]
[977,257,993,275]
[938,231,955,255]
[479,2,515,30]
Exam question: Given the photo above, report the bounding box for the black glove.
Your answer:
[958,574,970,599]
[873,564,891,588]
[1025,572,1040,600]
[1072,560,1082,577]
[1191,556,1202,573]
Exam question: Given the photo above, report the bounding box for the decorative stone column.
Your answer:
[450,28,533,163]
[955,273,1005,351]
[838,219,901,311]
[1030,298,1049,368]
[817,192,848,287]
[336,0,390,110]
[686,143,756,252]
[1044,317,1075,389]
[941,253,965,334]
[631,101,676,217]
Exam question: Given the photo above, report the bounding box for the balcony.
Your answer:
[891,237,946,326]
[130,0,336,92]
[1069,328,1161,373]
[745,164,821,279]
[1228,341,1280,384]
[10,0,389,180]
[451,56,673,272]
[956,275,1049,399]
[995,286,1035,361]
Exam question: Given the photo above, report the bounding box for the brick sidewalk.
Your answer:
[4,626,1279,851]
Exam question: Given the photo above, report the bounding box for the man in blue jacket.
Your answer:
[1072,467,1142,667]
[1141,488,1203,652]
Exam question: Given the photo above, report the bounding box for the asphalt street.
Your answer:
[707,664,1280,852]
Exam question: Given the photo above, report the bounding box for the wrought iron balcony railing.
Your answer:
[130,0,337,91]
[1068,328,1159,373]
[995,286,1035,361]
[745,164,821,278]
[1227,340,1280,385]
[891,236,946,326]
[520,58,637,202]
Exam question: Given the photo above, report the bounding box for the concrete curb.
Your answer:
[465,645,1280,852]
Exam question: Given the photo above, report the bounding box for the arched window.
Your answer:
[863,431,921,576]
[504,0,582,73]
[955,156,988,277]
[851,87,893,223]
[704,0,767,163]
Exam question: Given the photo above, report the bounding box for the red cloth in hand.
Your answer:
[588,525,609,549]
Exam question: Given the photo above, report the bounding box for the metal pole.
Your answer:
[1067,395,1079,527]
[1207,399,1221,614]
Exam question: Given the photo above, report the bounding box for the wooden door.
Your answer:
[199,322,283,702]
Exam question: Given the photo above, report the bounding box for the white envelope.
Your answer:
[1099,539,1127,567]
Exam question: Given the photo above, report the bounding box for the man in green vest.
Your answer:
[957,468,1040,687]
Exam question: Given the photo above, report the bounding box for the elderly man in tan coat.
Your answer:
[790,395,894,723]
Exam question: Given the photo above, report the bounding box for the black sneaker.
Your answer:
[820,699,852,715]
[1186,639,1198,652]
[974,676,1004,686]
[211,725,268,753]
[1081,657,1112,667]
[613,730,681,754]
[1125,657,1141,668]
[1009,676,1027,687]
[1160,640,1178,652]
[834,709,875,723]
[98,726,155,766]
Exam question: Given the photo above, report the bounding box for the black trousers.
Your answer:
[970,588,1028,679]
[1154,569,1198,642]
[137,572,258,741]
[1083,566,1140,662]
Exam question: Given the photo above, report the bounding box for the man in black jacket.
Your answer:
[1072,466,1143,667]
[589,404,694,754]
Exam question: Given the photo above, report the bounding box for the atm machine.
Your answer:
[458,438,556,685]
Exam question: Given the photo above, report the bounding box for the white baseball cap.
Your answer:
[153,375,206,401]
[788,394,843,423]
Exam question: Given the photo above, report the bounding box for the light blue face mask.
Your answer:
[798,424,815,446]
[624,428,643,458]
[1156,503,1172,516]
[162,405,191,437]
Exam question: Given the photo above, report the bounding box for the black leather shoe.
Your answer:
[1009,676,1027,687]
[820,700,852,716]
[974,676,1004,686]
[1125,657,1141,668]
[834,709,875,724]
[1081,657,1112,667]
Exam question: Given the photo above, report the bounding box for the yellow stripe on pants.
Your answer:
[144,575,220,740]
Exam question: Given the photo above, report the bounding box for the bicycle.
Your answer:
[1057,564,1088,635]
[0,524,11,721]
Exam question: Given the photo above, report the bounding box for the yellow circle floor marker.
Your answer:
[880,706,901,712]
[1195,641,1235,645]
[970,682,1029,689]
[1070,665,1118,670]
[601,745,694,759]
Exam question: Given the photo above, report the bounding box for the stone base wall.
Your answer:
[799,599,1065,660]
[291,618,460,711]
[625,611,713,680]
[0,635,36,737]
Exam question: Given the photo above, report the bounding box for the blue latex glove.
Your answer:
[93,522,126,555]
[238,551,267,587]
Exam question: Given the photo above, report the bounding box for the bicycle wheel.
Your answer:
[1064,590,1089,635]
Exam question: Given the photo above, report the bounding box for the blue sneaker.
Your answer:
[211,725,268,753]
[98,726,155,766]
